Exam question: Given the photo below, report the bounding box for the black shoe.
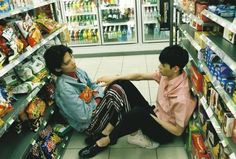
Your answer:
[78,144,108,158]
[85,133,106,145]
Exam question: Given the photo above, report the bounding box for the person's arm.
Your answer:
[150,114,184,136]
[96,72,155,86]
[80,69,104,99]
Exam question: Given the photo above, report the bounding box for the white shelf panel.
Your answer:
[200,34,236,72]
[102,20,135,26]
[142,4,158,7]
[202,9,236,34]
[199,62,236,118]
[0,25,67,78]
[65,12,97,16]
[0,0,57,20]
[179,26,201,52]
[189,13,204,25]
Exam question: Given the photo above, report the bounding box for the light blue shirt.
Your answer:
[55,68,104,132]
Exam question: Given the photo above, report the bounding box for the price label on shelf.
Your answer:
[7,118,14,125]
[31,139,36,145]
[200,97,207,106]
[221,140,227,147]
[229,153,236,159]
[43,121,47,126]
[206,107,213,118]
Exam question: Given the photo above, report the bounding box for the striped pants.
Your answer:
[85,82,131,135]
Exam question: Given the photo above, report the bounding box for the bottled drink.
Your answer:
[83,29,88,42]
[92,29,98,43]
[93,15,98,25]
[78,30,83,43]
[112,26,117,39]
[91,1,96,12]
[117,25,122,41]
[127,25,132,41]
[107,9,113,21]
[121,26,127,41]
[144,24,149,35]
[153,24,160,39]
[70,30,74,41]
[108,26,112,40]
[103,27,108,42]
[74,30,79,41]
[131,25,135,39]
[87,29,92,42]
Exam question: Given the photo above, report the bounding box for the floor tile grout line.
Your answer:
[93,57,103,81]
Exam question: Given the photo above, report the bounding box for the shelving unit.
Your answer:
[0,0,57,20]
[175,2,236,158]
[0,1,73,159]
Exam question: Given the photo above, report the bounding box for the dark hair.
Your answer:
[44,45,73,76]
[159,45,189,73]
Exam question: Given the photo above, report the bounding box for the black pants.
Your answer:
[110,80,175,144]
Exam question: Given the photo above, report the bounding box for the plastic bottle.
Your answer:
[103,27,108,42]
[127,25,132,41]
[112,26,117,39]
[117,25,122,41]
[121,26,127,41]
[153,24,160,39]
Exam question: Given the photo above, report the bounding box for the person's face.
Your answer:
[60,52,76,74]
[158,63,178,79]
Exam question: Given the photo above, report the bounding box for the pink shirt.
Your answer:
[152,70,197,128]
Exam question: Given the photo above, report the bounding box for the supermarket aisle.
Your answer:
[62,54,188,159]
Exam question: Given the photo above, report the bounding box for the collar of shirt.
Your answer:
[164,72,187,95]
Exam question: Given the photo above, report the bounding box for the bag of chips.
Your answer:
[15,14,42,47]
[26,96,46,119]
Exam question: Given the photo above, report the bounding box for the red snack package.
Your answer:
[15,14,42,47]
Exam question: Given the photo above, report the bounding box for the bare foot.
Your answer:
[96,136,110,147]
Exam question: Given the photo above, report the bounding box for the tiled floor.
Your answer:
[62,54,189,159]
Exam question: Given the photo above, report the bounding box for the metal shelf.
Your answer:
[142,4,158,7]
[200,34,236,72]
[179,24,202,52]
[202,9,236,34]
[0,76,51,138]
[181,39,199,66]
[199,95,236,157]
[65,12,97,16]
[102,20,135,26]
[0,104,55,159]
[0,25,67,78]
[199,62,236,118]
[0,0,57,20]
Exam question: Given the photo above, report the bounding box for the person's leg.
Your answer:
[110,80,150,109]
[107,106,150,145]
[141,115,175,144]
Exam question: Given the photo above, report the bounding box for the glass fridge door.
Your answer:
[99,0,137,44]
[61,0,101,46]
[141,0,170,42]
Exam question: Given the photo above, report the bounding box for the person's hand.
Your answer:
[95,97,102,105]
[96,76,117,86]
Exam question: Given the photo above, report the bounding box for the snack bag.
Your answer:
[36,17,61,34]
[15,14,42,47]
[0,25,20,65]
[79,86,94,103]
[26,96,46,119]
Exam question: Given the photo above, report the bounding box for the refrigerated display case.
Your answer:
[141,0,170,42]
[60,0,101,46]
[99,0,138,44]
